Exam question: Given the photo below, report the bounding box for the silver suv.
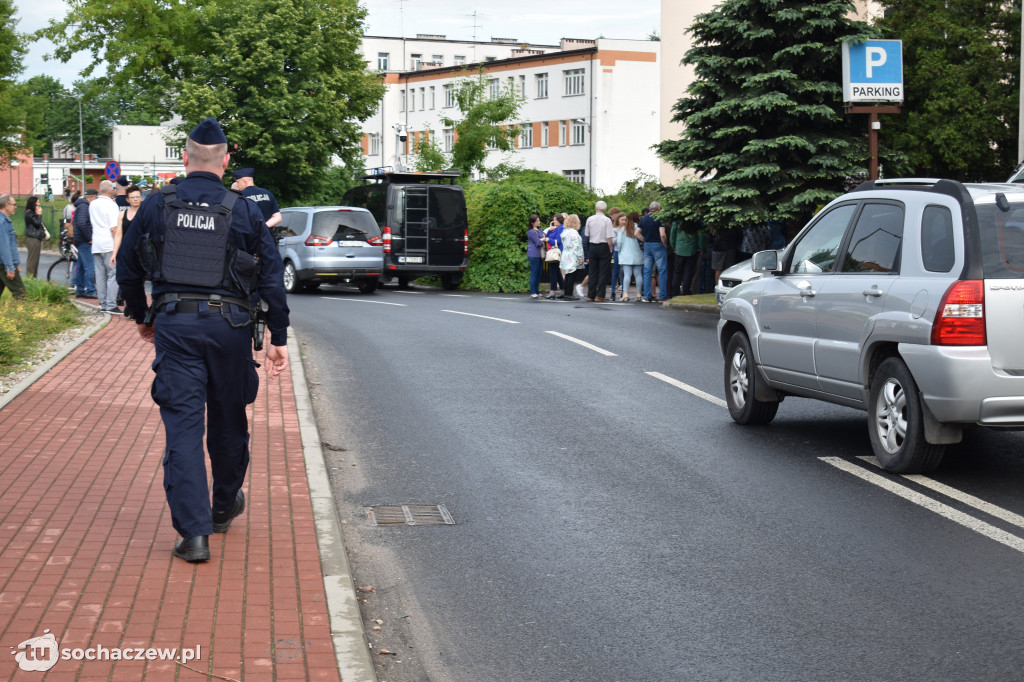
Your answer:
[718,179,1024,473]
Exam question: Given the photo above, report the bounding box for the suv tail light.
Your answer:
[382,226,392,254]
[305,235,332,246]
[931,280,986,346]
[464,227,469,255]
[367,235,383,246]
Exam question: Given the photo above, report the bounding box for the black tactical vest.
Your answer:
[149,185,258,294]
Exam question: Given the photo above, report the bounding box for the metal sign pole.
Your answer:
[845,104,901,180]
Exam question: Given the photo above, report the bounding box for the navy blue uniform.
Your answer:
[116,171,289,538]
[242,185,280,223]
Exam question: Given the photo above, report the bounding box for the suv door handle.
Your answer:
[862,289,883,297]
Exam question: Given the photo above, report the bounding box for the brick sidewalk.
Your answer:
[0,317,342,680]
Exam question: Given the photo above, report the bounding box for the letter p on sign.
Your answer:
[865,47,887,77]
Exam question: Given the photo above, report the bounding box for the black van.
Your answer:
[343,171,468,289]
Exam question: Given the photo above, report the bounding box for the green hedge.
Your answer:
[463,170,597,292]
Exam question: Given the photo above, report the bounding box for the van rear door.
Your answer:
[392,185,467,268]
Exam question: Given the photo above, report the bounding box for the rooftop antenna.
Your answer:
[462,7,485,61]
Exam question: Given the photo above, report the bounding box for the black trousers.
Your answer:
[587,242,612,299]
[547,259,564,293]
[673,253,700,296]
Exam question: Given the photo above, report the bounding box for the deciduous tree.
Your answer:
[0,0,26,163]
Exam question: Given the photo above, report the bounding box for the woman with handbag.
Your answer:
[559,214,585,300]
[542,213,565,299]
[526,213,544,298]
[23,196,49,278]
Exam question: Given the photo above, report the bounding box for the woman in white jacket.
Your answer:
[615,212,643,302]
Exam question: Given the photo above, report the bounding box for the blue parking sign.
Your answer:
[842,40,903,103]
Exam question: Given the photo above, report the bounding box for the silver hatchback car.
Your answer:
[718,179,1024,473]
[277,206,384,294]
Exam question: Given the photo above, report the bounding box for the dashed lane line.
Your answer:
[441,294,470,297]
[320,297,407,307]
[544,331,617,357]
[442,310,519,324]
[486,297,519,301]
[646,371,728,408]
[820,457,1024,555]
[859,456,1024,530]
[391,290,424,294]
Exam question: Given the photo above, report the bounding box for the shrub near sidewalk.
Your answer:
[0,278,82,372]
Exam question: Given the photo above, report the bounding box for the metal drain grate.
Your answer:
[367,504,455,526]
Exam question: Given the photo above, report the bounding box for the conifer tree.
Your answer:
[657,0,874,231]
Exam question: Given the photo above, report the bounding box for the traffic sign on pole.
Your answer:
[842,40,904,104]
[104,161,121,183]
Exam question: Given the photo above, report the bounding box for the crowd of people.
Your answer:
[526,201,787,302]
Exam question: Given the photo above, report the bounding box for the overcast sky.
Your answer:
[13,0,661,86]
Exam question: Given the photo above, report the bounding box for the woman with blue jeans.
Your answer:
[526,214,544,298]
[615,212,644,302]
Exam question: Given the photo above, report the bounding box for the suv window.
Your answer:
[279,211,305,238]
[787,203,856,274]
[841,202,904,273]
[977,204,1024,278]
[921,205,955,273]
[311,210,380,241]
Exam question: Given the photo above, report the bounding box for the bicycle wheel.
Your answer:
[46,257,75,289]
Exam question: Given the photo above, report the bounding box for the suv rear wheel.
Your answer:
[868,357,944,473]
[283,261,302,294]
[357,279,378,294]
[725,331,779,425]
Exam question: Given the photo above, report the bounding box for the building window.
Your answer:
[444,84,455,108]
[430,86,436,109]
[410,53,422,70]
[368,133,381,156]
[408,90,415,111]
[536,73,548,99]
[432,54,443,64]
[563,68,585,96]
[564,170,586,184]
[419,87,425,110]
[559,121,567,146]
[165,145,181,160]
[443,128,454,152]
[488,78,500,100]
[485,56,497,62]
[399,89,405,112]
[519,75,526,98]
[571,120,586,145]
[454,55,466,65]
[519,123,532,148]
[541,122,549,148]
[377,52,389,71]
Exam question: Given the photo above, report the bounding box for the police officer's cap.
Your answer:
[189,117,228,145]
[84,188,99,196]
[116,175,130,187]
[232,168,255,179]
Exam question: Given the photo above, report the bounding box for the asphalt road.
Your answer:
[292,283,1024,682]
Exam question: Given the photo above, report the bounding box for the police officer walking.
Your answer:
[116,118,290,562]
[230,168,282,231]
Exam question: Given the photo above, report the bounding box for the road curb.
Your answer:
[289,331,378,682]
[0,308,110,412]
[661,300,721,314]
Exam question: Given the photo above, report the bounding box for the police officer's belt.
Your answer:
[153,293,251,313]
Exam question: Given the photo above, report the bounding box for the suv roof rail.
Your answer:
[361,170,462,185]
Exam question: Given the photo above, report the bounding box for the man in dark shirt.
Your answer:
[231,168,282,231]
[639,201,669,301]
[114,175,131,208]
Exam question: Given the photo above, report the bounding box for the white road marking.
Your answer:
[392,290,424,295]
[646,371,728,408]
[442,310,519,324]
[486,297,518,301]
[320,297,407,307]
[545,331,617,356]
[821,457,1024,555]
[859,456,1024,530]
[441,294,470,297]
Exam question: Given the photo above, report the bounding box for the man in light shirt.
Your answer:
[89,180,121,312]
[585,200,615,302]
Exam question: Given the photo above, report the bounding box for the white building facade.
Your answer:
[359,36,661,196]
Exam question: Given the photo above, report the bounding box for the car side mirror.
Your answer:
[752,250,778,273]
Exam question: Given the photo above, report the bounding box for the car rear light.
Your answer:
[305,235,332,246]
[367,235,383,246]
[931,280,986,346]
[382,226,392,254]
[464,227,469,255]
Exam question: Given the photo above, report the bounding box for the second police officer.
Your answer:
[116,118,290,563]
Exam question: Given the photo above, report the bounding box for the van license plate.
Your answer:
[399,256,424,263]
